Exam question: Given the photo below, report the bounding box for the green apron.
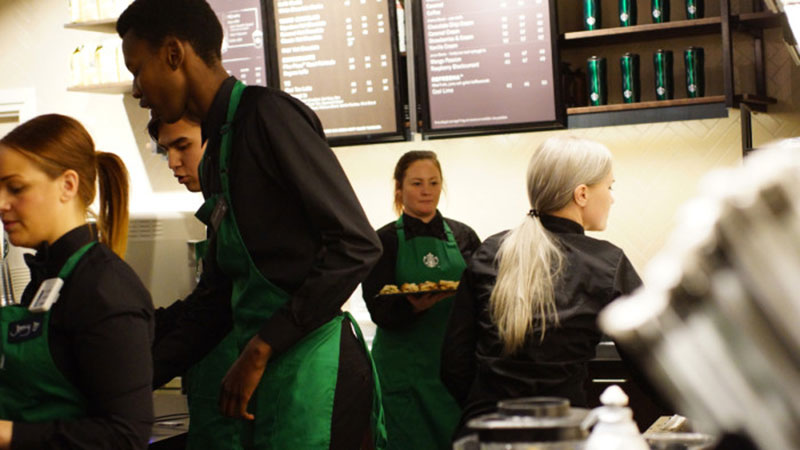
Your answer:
[183,241,242,450]
[0,242,95,422]
[371,216,466,450]
[196,80,386,449]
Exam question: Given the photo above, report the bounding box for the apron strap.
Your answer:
[57,241,96,280]
[219,81,248,198]
[395,215,406,243]
[343,312,388,449]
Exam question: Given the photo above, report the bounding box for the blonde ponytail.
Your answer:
[489,136,612,355]
[96,151,130,257]
[491,216,563,355]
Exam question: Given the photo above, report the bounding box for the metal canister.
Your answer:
[651,0,670,23]
[619,0,637,26]
[653,49,674,100]
[587,56,607,106]
[620,53,641,103]
[686,0,704,19]
[583,0,601,30]
[684,46,705,97]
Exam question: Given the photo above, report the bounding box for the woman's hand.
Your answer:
[219,335,273,420]
[407,291,452,313]
[0,420,12,450]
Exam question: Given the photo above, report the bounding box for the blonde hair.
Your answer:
[0,114,130,257]
[490,136,612,354]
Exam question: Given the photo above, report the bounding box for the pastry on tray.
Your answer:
[379,284,400,295]
[419,281,438,291]
[438,280,459,291]
[400,282,420,293]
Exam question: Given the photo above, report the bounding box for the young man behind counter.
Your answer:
[117,0,385,448]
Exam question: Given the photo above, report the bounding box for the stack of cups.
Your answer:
[583,0,601,30]
[619,0,637,26]
[685,47,705,98]
[653,49,674,100]
[587,56,607,105]
[686,0,704,19]
[651,0,670,23]
[620,53,641,103]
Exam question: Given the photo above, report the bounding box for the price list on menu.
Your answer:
[421,0,556,130]
[274,0,399,138]
[209,0,268,86]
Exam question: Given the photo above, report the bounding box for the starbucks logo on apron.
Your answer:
[423,252,439,268]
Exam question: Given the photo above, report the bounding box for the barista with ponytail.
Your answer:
[0,114,153,449]
[441,136,641,438]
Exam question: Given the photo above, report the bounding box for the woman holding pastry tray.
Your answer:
[362,150,480,450]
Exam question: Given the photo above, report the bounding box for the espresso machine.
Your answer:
[599,139,800,450]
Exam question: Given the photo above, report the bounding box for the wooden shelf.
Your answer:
[567,96,729,129]
[560,12,783,49]
[561,17,723,48]
[568,95,727,115]
[64,18,117,33]
[67,82,131,94]
[735,93,777,105]
[736,11,784,30]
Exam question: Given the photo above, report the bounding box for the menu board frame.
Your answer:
[209,0,271,87]
[263,0,409,147]
[412,0,565,139]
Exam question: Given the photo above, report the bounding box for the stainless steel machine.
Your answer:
[599,139,800,450]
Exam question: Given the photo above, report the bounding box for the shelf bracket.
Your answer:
[741,103,754,156]
[721,0,736,108]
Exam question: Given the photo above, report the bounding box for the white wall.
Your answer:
[0,0,203,214]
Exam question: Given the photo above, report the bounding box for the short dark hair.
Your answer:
[117,0,223,67]
[147,115,161,142]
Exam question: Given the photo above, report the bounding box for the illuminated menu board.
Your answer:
[418,0,560,133]
[209,0,268,86]
[270,0,403,141]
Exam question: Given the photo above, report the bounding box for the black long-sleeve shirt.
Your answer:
[441,215,642,431]
[11,225,154,450]
[152,77,382,386]
[362,212,480,329]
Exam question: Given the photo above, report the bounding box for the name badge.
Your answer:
[7,317,44,343]
[29,278,64,313]
[210,197,229,232]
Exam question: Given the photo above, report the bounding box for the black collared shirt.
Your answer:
[362,211,480,329]
[11,225,154,449]
[441,215,642,433]
[153,77,381,383]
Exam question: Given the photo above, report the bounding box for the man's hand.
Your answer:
[219,335,273,420]
[407,291,452,313]
[0,420,12,450]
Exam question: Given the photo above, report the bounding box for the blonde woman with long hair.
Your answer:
[441,136,642,439]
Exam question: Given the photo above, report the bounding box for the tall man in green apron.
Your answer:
[118,1,386,448]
